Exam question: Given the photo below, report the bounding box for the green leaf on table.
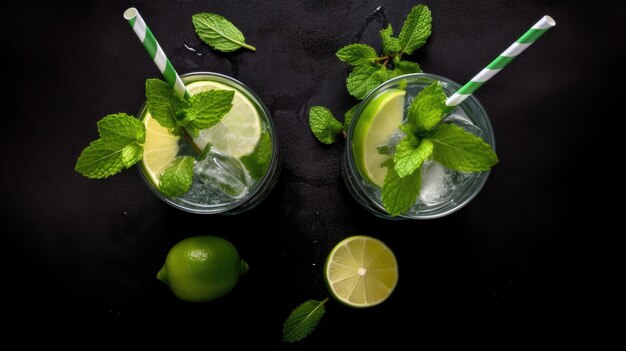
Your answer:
[158,156,195,197]
[398,5,432,55]
[393,134,434,177]
[308,106,343,144]
[407,82,450,133]
[283,299,328,343]
[192,13,256,52]
[346,64,393,100]
[179,89,234,136]
[343,104,359,132]
[380,24,401,55]
[145,79,187,132]
[382,162,421,217]
[336,44,378,66]
[75,113,146,179]
[427,123,498,172]
[392,60,422,77]
[241,130,272,179]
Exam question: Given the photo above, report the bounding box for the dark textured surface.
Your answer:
[0,0,619,345]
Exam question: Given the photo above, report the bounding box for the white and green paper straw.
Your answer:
[123,7,190,99]
[445,15,556,107]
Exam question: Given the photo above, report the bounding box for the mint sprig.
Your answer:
[308,4,432,145]
[75,113,145,179]
[192,13,256,52]
[76,78,235,199]
[381,81,498,216]
[145,79,187,131]
[179,90,235,136]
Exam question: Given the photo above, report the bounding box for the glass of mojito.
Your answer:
[139,72,280,214]
[343,73,496,219]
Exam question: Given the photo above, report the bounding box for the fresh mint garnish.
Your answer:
[179,90,235,136]
[398,4,432,55]
[192,13,256,52]
[381,81,498,216]
[308,5,432,144]
[380,25,401,55]
[283,298,328,343]
[158,156,195,197]
[146,78,234,137]
[393,59,422,76]
[407,81,451,133]
[382,163,421,217]
[75,113,145,179]
[336,43,378,66]
[346,64,394,100]
[241,130,272,180]
[393,134,433,177]
[428,123,499,172]
[77,78,235,199]
[145,79,187,132]
[308,106,343,144]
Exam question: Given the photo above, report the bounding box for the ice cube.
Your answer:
[194,149,250,199]
[419,161,451,206]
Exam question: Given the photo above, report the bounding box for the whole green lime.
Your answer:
[157,236,249,302]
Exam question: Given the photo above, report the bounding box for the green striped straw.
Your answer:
[445,15,556,107]
[123,7,190,99]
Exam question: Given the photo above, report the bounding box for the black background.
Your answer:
[1,0,621,346]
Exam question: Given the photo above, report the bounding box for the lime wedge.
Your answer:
[324,235,398,308]
[141,113,180,186]
[352,89,405,187]
[188,81,262,159]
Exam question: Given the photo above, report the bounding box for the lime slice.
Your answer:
[352,89,405,187]
[324,235,398,308]
[188,81,262,159]
[141,113,180,186]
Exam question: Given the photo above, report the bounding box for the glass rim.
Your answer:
[137,71,280,214]
[345,72,495,219]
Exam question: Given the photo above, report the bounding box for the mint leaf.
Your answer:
[398,5,432,55]
[394,135,434,177]
[76,139,126,179]
[336,44,378,66]
[180,89,234,136]
[97,113,146,147]
[309,106,343,144]
[346,64,393,100]
[76,113,146,179]
[380,25,401,55]
[407,82,450,133]
[393,60,422,77]
[158,156,195,197]
[283,299,328,343]
[428,123,498,172]
[382,162,421,217]
[121,143,143,168]
[241,130,272,180]
[192,13,256,52]
[145,79,187,131]
[343,104,359,132]
[76,138,141,179]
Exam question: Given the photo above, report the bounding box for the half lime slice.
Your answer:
[352,89,405,187]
